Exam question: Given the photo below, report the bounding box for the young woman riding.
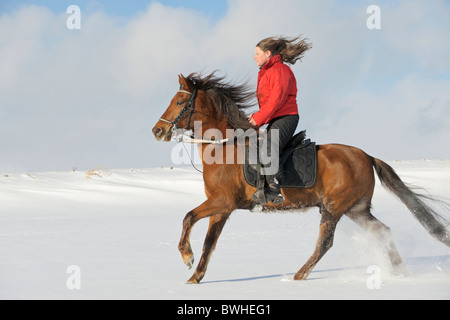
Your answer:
[249,35,312,203]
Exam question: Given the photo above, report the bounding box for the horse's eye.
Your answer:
[176,101,183,106]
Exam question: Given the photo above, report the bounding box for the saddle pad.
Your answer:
[243,142,317,189]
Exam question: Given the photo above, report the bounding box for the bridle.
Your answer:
[159,87,198,134]
[158,86,250,145]
[157,84,257,173]
[158,86,220,174]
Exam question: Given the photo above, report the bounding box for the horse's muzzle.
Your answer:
[152,123,172,142]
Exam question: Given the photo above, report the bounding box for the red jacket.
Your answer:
[252,55,299,126]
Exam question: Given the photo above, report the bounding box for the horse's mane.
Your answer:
[186,72,256,130]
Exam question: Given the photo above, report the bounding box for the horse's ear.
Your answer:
[178,74,187,89]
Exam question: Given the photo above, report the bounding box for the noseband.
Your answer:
[159,87,198,134]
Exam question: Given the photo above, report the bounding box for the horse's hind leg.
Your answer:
[346,202,406,274]
[294,209,340,280]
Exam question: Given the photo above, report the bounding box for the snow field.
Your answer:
[0,161,449,299]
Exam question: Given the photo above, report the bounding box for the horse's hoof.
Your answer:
[186,277,199,284]
[293,273,308,281]
[185,255,195,270]
[392,264,408,277]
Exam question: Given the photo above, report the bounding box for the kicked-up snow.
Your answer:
[0,161,449,300]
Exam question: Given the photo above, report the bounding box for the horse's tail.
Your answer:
[371,157,450,247]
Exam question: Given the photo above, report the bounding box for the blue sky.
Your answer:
[1,0,450,172]
[0,0,229,20]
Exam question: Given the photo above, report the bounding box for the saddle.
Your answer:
[243,130,317,189]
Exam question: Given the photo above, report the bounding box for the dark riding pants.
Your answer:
[262,114,299,177]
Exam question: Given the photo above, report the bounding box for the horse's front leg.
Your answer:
[187,213,231,284]
[178,197,231,272]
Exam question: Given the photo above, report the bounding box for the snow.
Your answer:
[1,161,449,300]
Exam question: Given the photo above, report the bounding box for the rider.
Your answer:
[249,35,311,203]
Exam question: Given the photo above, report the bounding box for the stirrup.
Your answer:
[265,181,283,205]
[251,189,284,206]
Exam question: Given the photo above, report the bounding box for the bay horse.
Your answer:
[152,72,450,284]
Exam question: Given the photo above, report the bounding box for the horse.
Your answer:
[152,72,450,284]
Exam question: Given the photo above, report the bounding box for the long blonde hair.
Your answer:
[256,35,312,65]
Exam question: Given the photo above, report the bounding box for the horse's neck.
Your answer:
[198,140,244,167]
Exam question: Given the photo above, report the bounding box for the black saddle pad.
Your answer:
[243,132,317,189]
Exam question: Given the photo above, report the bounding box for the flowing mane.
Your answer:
[185,72,256,130]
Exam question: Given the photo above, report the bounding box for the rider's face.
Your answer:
[254,46,272,67]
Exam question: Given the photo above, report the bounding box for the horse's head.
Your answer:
[152,74,197,142]
[153,72,256,142]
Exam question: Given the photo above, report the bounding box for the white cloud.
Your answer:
[322,74,450,159]
[1,0,449,172]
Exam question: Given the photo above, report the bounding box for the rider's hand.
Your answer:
[248,115,257,127]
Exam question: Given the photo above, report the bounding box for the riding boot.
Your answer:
[264,175,284,204]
